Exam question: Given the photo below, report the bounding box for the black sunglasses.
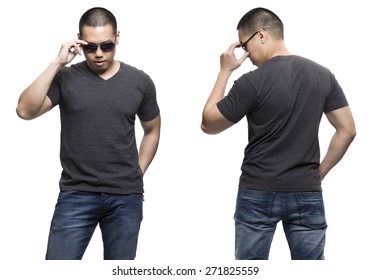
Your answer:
[83,42,116,53]
[240,31,258,52]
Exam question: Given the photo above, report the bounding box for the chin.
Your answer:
[87,61,107,73]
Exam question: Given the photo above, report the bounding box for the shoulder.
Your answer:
[119,62,155,91]
[65,61,88,70]
[59,61,89,75]
[290,55,331,72]
[257,55,332,78]
[120,62,152,79]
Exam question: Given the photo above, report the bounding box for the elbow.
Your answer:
[200,122,210,134]
[200,114,211,134]
[341,125,357,145]
[201,112,232,135]
[201,109,219,134]
[201,123,213,134]
[349,126,357,142]
[200,120,221,135]
[16,107,29,120]
[16,106,34,120]
[347,120,357,142]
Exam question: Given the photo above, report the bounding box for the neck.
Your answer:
[98,60,120,80]
[269,41,291,58]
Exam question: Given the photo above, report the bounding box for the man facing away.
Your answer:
[201,7,356,260]
[16,7,161,260]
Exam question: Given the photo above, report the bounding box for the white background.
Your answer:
[1,0,369,279]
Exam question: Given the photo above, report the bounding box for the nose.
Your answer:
[95,46,104,57]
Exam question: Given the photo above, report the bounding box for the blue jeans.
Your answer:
[45,190,143,260]
[234,189,327,260]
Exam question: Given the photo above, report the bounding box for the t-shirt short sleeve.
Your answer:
[324,73,348,113]
[47,72,62,108]
[217,76,257,123]
[137,76,160,122]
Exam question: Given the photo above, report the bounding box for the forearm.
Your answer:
[319,130,356,180]
[138,130,160,175]
[201,42,248,134]
[17,61,62,119]
[203,70,231,114]
[201,70,232,133]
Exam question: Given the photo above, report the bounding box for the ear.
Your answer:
[77,32,81,39]
[259,29,268,44]
[115,30,120,45]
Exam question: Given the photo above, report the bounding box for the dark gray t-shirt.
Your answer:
[217,55,348,192]
[47,61,160,194]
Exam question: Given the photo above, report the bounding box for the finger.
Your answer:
[232,41,242,48]
[68,44,77,54]
[238,51,250,64]
[223,43,239,58]
[66,41,77,52]
[76,39,88,45]
[76,40,88,55]
[229,42,242,52]
[67,39,86,53]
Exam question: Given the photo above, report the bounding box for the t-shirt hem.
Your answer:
[60,185,144,195]
[238,183,322,192]
[138,110,160,122]
[217,102,239,123]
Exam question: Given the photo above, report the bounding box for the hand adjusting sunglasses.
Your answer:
[83,42,116,53]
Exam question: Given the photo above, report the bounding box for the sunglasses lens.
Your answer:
[84,44,97,53]
[100,42,115,52]
[83,42,115,53]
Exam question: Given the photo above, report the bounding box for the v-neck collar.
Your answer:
[84,61,123,82]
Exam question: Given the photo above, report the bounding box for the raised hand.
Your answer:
[220,42,250,72]
[54,39,88,65]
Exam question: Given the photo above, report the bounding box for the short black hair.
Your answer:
[237,8,284,40]
[79,7,117,36]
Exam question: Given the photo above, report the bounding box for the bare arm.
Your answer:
[319,106,356,181]
[16,39,87,120]
[201,42,249,134]
[16,62,60,120]
[138,115,161,175]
